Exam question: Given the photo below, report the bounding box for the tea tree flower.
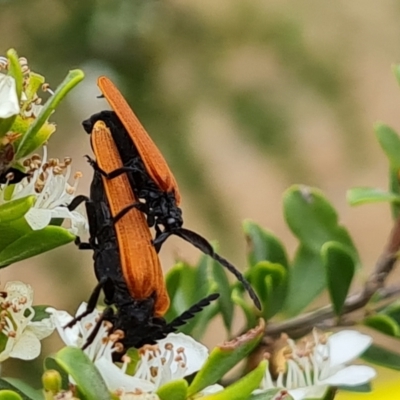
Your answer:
[0,281,54,362]
[0,73,20,118]
[48,304,223,397]
[1,146,88,236]
[259,330,376,400]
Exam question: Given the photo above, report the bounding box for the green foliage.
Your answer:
[187,320,265,397]
[54,347,111,400]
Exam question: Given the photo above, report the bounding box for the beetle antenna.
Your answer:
[174,228,262,310]
[166,293,220,332]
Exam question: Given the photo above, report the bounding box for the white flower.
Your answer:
[0,73,20,119]
[0,281,54,362]
[1,146,88,236]
[49,304,223,398]
[259,330,376,400]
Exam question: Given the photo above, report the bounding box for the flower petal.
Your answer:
[95,356,155,393]
[157,333,209,376]
[200,384,224,394]
[9,329,41,360]
[46,307,81,346]
[0,74,20,118]
[326,331,373,367]
[289,385,329,400]
[28,318,55,340]
[321,365,376,386]
[25,208,53,230]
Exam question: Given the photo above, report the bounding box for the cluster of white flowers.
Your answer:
[48,304,223,398]
[0,57,87,236]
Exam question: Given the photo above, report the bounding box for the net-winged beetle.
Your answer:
[82,76,261,310]
[67,120,219,354]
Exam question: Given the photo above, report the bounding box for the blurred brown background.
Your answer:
[1,0,400,385]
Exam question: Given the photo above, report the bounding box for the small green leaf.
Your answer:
[0,378,41,400]
[283,185,357,255]
[363,314,400,337]
[379,300,400,324]
[0,226,75,267]
[55,347,111,400]
[243,220,288,268]
[13,119,56,158]
[283,245,326,316]
[283,185,358,316]
[7,49,23,99]
[16,69,84,159]
[157,379,188,400]
[0,196,35,223]
[362,344,400,370]
[346,187,400,206]
[0,50,22,138]
[248,261,287,319]
[375,123,400,169]
[323,242,356,316]
[201,361,267,400]
[232,288,257,329]
[188,320,265,396]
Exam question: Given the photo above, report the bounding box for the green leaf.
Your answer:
[157,379,188,400]
[54,347,111,400]
[166,261,219,338]
[283,185,357,255]
[0,50,22,138]
[362,344,400,370]
[363,314,400,337]
[248,261,287,319]
[243,220,288,268]
[7,49,23,99]
[346,187,400,206]
[201,361,267,400]
[322,242,356,316]
[283,245,326,316]
[379,300,400,325]
[0,226,75,267]
[0,378,41,400]
[187,320,265,396]
[12,116,56,158]
[231,288,257,329]
[283,185,358,316]
[15,69,84,159]
[0,196,35,223]
[375,123,400,169]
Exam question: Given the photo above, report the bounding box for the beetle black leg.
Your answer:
[113,202,146,224]
[82,306,114,350]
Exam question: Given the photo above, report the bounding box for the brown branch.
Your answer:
[265,215,400,339]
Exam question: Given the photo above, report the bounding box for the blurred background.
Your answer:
[1,0,400,388]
